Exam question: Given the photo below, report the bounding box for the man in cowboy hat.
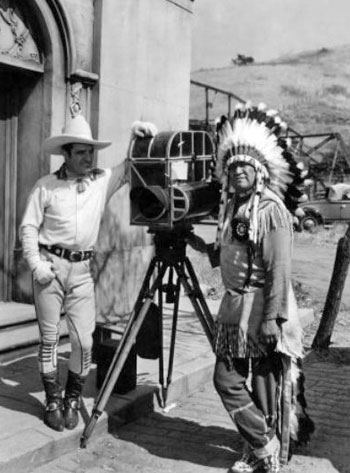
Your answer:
[19,114,156,432]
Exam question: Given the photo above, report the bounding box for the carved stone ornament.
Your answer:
[0,0,41,64]
[70,82,83,118]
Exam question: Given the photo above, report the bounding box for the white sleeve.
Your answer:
[20,225,41,271]
[106,160,129,203]
[19,184,46,271]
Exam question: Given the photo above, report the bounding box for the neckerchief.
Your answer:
[54,163,105,193]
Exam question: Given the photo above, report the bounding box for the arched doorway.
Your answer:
[0,2,46,302]
[0,0,69,302]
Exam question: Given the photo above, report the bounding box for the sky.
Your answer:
[191,0,350,70]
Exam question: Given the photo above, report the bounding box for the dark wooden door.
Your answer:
[0,70,18,301]
[0,65,44,302]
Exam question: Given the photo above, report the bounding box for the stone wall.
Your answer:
[60,0,95,71]
[91,0,194,320]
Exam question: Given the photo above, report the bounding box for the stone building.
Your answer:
[0,0,195,321]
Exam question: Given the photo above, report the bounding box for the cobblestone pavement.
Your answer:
[31,347,350,473]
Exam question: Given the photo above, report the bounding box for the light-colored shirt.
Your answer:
[21,170,111,250]
[19,162,127,270]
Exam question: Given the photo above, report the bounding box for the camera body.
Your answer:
[129,130,220,231]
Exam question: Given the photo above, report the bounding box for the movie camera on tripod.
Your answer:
[80,130,219,448]
[129,130,221,230]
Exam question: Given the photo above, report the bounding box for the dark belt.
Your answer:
[39,244,94,262]
[226,282,265,295]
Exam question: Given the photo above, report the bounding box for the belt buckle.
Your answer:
[69,251,82,262]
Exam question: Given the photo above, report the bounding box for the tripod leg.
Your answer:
[162,274,181,406]
[109,256,157,358]
[184,257,215,335]
[95,256,158,391]
[157,261,165,405]
[80,260,167,448]
[134,257,159,315]
[174,258,215,348]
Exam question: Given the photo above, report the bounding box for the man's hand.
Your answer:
[131,121,158,138]
[259,320,280,349]
[33,260,56,285]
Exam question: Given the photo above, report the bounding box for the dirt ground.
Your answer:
[293,227,350,307]
[292,226,350,349]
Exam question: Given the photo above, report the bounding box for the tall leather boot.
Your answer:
[64,370,86,430]
[41,371,65,432]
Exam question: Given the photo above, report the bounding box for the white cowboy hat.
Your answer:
[43,114,111,155]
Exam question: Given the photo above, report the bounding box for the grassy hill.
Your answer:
[190,45,350,143]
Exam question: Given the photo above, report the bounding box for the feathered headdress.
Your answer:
[215,102,307,250]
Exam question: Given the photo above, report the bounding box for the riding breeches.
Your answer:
[33,252,96,377]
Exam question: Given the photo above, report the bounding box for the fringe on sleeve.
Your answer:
[257,198,293,244]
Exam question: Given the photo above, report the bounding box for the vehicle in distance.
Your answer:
[298,183,350,231]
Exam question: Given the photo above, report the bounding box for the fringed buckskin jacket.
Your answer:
[213,187,303,366]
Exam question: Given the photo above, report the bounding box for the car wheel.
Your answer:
[300,214,319,232]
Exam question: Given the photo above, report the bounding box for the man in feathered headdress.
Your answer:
[207,103,313,473]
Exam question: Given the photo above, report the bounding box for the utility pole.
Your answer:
[312,223,350,349]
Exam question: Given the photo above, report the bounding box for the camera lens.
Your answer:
[130,187,168,221]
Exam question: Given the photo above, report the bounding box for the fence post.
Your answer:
[205,87,209,128]
[312,223,350,349]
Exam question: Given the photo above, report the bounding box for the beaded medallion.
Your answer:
[231,217,250,241]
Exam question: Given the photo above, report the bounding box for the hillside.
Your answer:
[190,45,350,145]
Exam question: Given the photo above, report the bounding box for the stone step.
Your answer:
[0,302,36,327]
[0,302,68,364]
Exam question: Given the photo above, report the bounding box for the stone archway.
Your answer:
[0,0,71,302]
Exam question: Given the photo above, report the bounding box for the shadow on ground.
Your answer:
[0,351,98,422]
[112,347,350,473]
[114,412,242,469]
[0,354,43,418]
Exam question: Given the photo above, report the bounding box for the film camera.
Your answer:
[128,130,220,230]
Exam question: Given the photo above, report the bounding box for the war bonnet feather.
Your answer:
[214,102,308,249]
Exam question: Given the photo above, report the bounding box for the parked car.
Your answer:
[299,183,350,231]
